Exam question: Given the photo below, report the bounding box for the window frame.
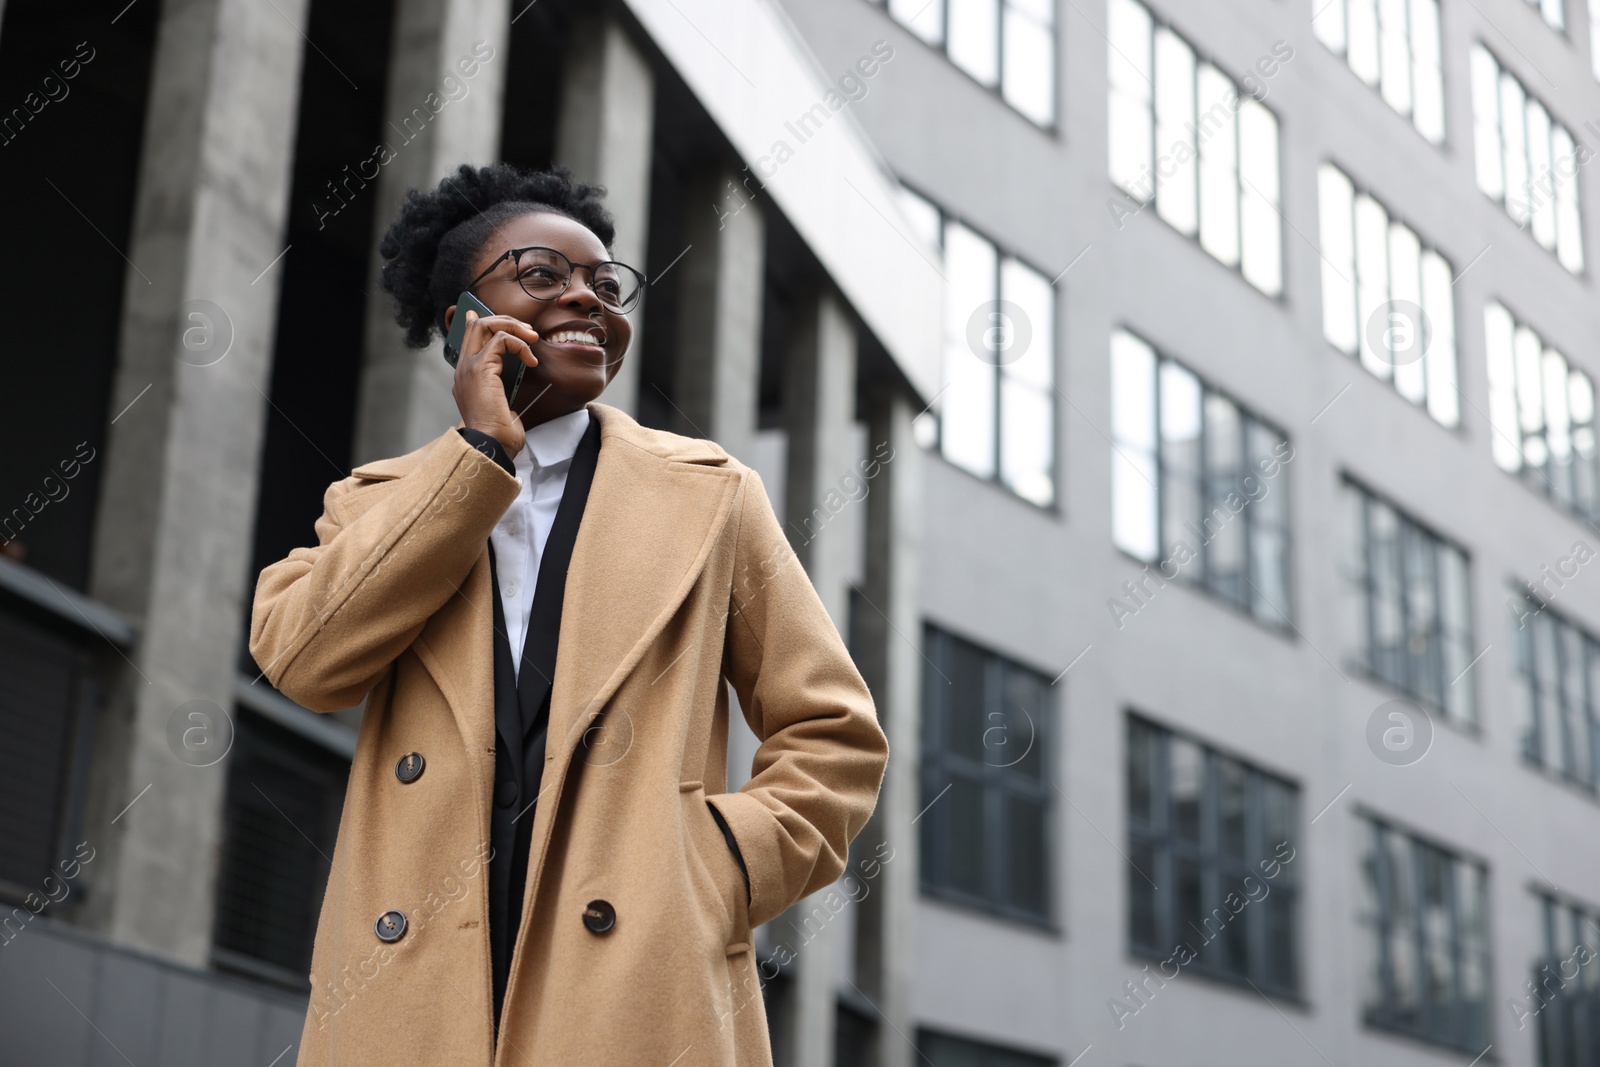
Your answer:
[1125,711,1302,998]
[1110,327,1296,630]
[1359,813,1494,1054]
[919,621,1056,928]
[1341,475,1477,727]
[1311,0,1446,144]
[869,0,1059,129]
[1512,591,1600,794]
[900,183,1059,510]
[1528,887,1600,1067]
[1108,0,1286,296]
[1315,160,1461,428]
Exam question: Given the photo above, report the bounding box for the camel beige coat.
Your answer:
[249,400,889,1066]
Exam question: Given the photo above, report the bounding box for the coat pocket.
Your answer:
[680,783,751,947]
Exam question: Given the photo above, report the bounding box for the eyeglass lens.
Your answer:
[514,248,640,310]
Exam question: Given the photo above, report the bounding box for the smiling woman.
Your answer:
[248,159,889,1067]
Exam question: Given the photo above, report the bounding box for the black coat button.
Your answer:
[395,752,425,783]
[375,910,407,942]
[495,779,518,808]
[582,899,615,934]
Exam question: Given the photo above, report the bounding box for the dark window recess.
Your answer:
[1126,713,1301,995]
[834,995,876,1067]
[1359,816,1491,1053]
[211,708,349,988]
[0,607,94,900]
[1530,890,1600,1067]
[916,1027,1059,1066]
[920,623,1052,924]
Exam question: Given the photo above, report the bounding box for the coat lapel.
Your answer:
[542,402,742,769]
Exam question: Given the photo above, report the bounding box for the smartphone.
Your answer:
[443,291,528,407]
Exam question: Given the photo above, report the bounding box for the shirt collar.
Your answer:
[520,405,591,471]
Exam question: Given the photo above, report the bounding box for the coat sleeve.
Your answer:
[709,467,890,929]
[249,429,522,712]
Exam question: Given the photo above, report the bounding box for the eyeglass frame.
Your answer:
[463,245,646,313]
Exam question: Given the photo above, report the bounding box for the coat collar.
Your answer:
[388,402,744,799]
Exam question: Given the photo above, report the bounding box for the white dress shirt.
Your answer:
[489,406,592,681]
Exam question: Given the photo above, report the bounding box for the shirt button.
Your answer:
[505,584,518,597]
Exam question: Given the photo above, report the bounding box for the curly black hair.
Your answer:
[377,162,618,349]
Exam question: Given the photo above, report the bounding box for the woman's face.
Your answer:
[444,210,634,424]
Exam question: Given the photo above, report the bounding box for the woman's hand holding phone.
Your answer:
[452,309,539,456]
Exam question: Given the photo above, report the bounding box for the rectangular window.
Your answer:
[1108,0,1283,295]
[920,622,1052,924]
[1529,890,1600,1067]
[211,709,350,989]
[918,1028,1058,1066]
[1316,162,1460,427]
[1358,817,1491,1052]
[1471,45,1585,273]
[1110,329,1293,627]
[1312,0,1445,143]
[874,0,1056,126]
[1340,478,1475,725]
[1126,715,1301,994]
[900,186,1056,507]
[1485,302,1600,520]
[1512,594,1600,792]
[1592,0,1600,80]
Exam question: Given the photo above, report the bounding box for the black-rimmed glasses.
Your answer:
[465,245,645,313]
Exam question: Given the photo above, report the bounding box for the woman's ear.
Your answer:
[443,303,457,332]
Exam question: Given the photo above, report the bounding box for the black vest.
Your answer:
[485,414,601,1033]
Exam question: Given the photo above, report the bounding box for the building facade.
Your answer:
[1,0,1598,1064]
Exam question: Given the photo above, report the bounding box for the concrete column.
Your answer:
[853,386,923,1067]
[672,165,764,463]
[555,9,654,419]
[351,0,512,464]
[772,286,859,1067]
[83,0,310,966]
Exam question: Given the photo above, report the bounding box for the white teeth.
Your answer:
[548,330,601,345]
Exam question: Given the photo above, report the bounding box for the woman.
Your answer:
[250,162,889,1066]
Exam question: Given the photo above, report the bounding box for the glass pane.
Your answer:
[1171,737,1203,842]
[1203,391,1246,604]
[942,221,998,479]
[1000,666,1047,780]
[1112,332,1160,560]
[1354,193,1393,381]
[1318,164,1359,354]
[1377,0,1412,115]
[1385,832,1419,1022]
[1347,0,1380,84]
[1469,46,1504,199]
[1484,303,1522,471]
[1388,222,1426,405]
[1128,718,1157,825]
[1265,887,1297,991]
[1313,0,1348,51]
[1005,795,1047,915]
[1108,0,1154,199]
[1002,5,1055,125]
[948,636,990,761]
[1499,72,1529,223]
[1154,28,1198,235]
[999,378,1054,507]
[895,185,943,252]
[1161,361,1203,562]
[948,0,1001,87]
[947,776,987,896]
[1238,99,1281,294]
[1197,64,1240,266]
[1129,840,1159,949]
[1262,778,1296,859]
[1177,856,1205,949]
[1000,257,1054,391]
[890,0,945,44]
[1420,251,1459,427]
[1217,758,1247,859]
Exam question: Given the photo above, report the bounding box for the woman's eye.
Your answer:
[521,267,560,282]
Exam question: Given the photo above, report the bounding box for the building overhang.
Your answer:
[623,0,943,405]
